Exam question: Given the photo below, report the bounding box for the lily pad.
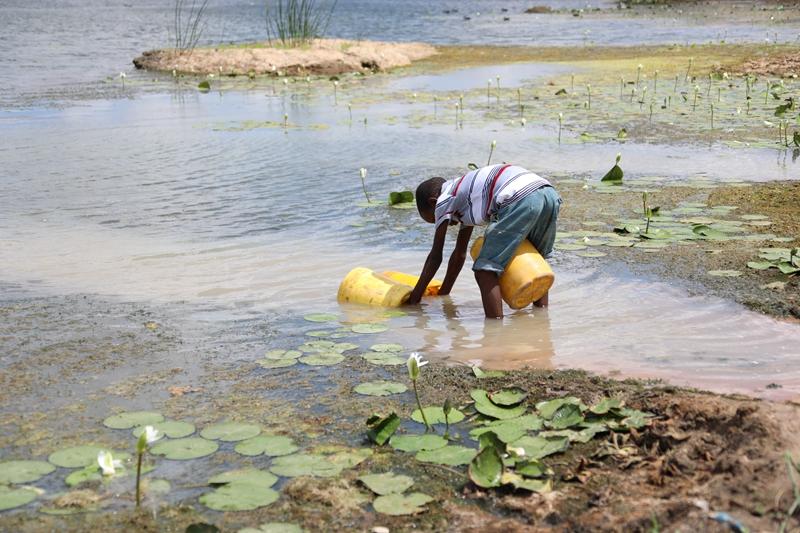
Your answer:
[303,313,338,323]
[509,436,569,459]
[208,468,278,488]
[305,330,332,338]
[298,340,335,352]
[470,415,543,443]
[576,251,607,258]
[263,349,303,360]
[536,397,586,419]
[370,343,404,352]
[589,397,623,415]
[258,358,297,369]
[373,492,433,515]
[516,459,551,478]
[299,352,345,366]
[65,466,102,487]
[470,390,526,420]
[358,472,414,495]
[411,406,465,425]
[48,445,105,468]
[239,524,304,533]
[0,486,37,511]
[389,434,448,452]
[546,403,585,429]
[201,422,261,442]
[351,323,388,334]
[269,454,343,478]
[366,413,401,445]
[468,446,503,488]
[332,342,359,353]
[0,460,55,484]
[471,366,506,379]
[747,261,774,271]
[707,270,742,277]
[145,478,171,495]
[151,438,219,460]
[501,471,553,493]
[200,484,279,511]
[234,435,298,457]
[133,420,195,440]
[362,352,406,366]
[415,446,476,466]
[327,448,372,469]
[488,388,528,406]
[103,411,164,430]
[354,381,408,396]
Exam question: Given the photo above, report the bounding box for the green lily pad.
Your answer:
[354,381,408,396]
[0,486,37,511]
[389,434,448,452]
[555,243,588,251]
[747,261,775,271]
[378,309,407,318]
[546,403,585,429]
[470,390,526,420]
[298,340,335,352]
[472,366,506,379]
[488,388,528,406]
[269,454,343,478]
[389,191,414,205]
[468,445,503,488]
[326,448,373,469]
[303,313,338,323]
[103,411,164,430]
[515,459,551,478]
[332,342,359,353]
[208,468,278,488]
[305,330,332,338]
[362,352,406,366]
[201,422,261,442]
[470,415,543,443]
[239,523,304,533]
[0,460,55,484]
[536,397,586,419]
[145,478,171,495]
[589,397,624,415]
[620,409,653,429]
[501,471,553,493]
[509,436,569,459]
[358,472,414,495]
[151,438,219,460]
[200,484,279,511]
[707,270,742,277]
[366,413,401,445]
[411,406,465,425]
[741,214,768,220]
[373,492,433,515]
[48,445,106,468]
[258,358,298,369]
[263,349,303,360]
[133,420,196,440]
[65,465,102,487]
[234,435,298,457]
[415,446,476,466]
[299,352,345,366]
[370,343,404,352]
[576,251,607,258]
[351,323,388,334]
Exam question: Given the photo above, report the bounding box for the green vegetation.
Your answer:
[265,0,337,47]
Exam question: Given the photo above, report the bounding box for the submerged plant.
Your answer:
[487,140,496,165]
[642,191,652,233]
[443,398,453,439]
[135,426,161,507]
[407,353,431,431]
[359,168,370,203]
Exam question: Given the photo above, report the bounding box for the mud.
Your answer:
[133,39,437,77]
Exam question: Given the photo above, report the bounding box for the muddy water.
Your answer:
[2,66,800,401]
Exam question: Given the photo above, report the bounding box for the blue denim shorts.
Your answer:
[473,186,562,274]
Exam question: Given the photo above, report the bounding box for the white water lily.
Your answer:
[407,352,428,381]
[359,167,367,180]
[143,425,161,444]
[508,446,526,457]
[97,450,122,476]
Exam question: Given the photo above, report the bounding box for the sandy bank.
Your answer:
[133,39,437,76]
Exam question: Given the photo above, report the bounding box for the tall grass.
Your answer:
[265,0,337,47]
[174,0,210,54]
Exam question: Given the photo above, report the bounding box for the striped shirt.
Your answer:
[434,164,551,228]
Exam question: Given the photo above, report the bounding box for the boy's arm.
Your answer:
[438,225,473,295]
[407,221,449,305]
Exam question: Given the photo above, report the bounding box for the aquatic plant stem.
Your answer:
[135,450,143,507]
[413,380,431,431]
[487,140,496,165]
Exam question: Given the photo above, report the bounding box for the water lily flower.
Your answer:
[97,450,121,476]
[359,167,367,180]
[508,446,526,457]
[143,425,161,444]
[407,352,428,381]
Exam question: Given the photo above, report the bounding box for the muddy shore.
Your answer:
[133,39,437,77]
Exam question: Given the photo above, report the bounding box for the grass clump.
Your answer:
[265,0,337,47]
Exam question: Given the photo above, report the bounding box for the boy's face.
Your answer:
[419,206,435,224]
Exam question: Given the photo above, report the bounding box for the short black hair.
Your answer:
[415,177,446,215]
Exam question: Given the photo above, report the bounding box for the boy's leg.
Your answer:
[475,270,503,318]
[527,187,561,309]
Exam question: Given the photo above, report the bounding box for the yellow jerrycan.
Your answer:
[337,268,442,307]
[381,271,442,296]
[470,236,554,309]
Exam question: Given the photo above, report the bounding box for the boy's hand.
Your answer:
[408,223,449,306]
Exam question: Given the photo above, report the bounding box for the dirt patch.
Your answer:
[133,39,437,76]
[737,54,800,78]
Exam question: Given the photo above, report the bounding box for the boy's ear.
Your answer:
[427,195,437,209]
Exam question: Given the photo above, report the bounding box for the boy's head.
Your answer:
[415,177,445,224]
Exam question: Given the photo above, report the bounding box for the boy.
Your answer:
[407,163,561,318]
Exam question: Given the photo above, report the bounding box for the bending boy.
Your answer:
[407,163,561,318]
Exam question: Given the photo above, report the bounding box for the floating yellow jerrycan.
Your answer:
[470,236,554,309]
[337,268,442,307]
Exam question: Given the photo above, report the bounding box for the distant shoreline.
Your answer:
[133,39,438,77]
